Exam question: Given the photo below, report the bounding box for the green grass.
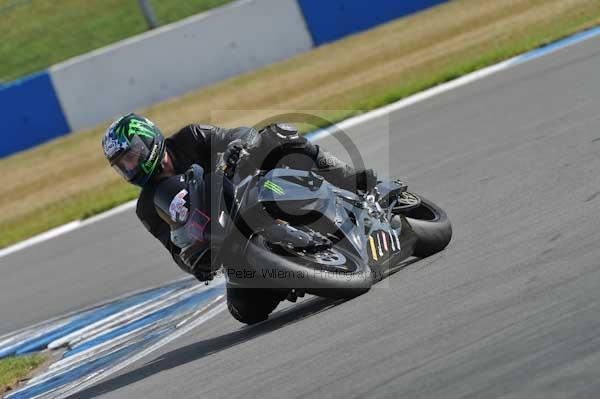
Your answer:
[0,0,234,82]
[0,354,46,394]
[151,0,233,25]
[1,0,599,249]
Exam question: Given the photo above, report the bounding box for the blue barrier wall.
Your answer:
[1,0,449,159]
[297,0,449,45]
[0,72,70,158]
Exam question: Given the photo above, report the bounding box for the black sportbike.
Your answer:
[154,152,452,324]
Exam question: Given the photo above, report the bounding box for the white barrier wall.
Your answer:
[49,0,312,131]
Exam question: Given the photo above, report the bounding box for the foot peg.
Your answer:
[286,289,305,302]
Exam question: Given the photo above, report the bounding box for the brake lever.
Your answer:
[238,148,250,163]
[215,153,230,177]
[222,147,251,179]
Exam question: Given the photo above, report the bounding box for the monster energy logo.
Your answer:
[128,119,156,138]
[264,180,284,195]
[141,143,160,173]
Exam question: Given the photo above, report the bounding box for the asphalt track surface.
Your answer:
[3,37,600,398]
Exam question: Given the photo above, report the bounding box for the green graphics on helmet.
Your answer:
[127,118,158,139]
[102,113,165,186]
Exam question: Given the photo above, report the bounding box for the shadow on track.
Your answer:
[68,295,346,399]
[69,258,419,398]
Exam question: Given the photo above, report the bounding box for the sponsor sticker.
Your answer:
[392,229,401,251]
[380,231,388,252]
[102,132,126,159]
[187,209,211,241]
[368,236,378,261]
[388,229,396,251]
[169,189,189,223]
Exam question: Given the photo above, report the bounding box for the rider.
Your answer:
[102,113,376,281]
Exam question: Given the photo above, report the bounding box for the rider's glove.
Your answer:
[360,168,378,193]
[223,139,244,167]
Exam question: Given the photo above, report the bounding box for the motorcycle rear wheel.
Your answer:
[226,285,287,325]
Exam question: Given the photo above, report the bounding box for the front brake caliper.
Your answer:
[263,224,331,253]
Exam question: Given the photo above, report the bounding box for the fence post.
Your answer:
[137,0,159,29]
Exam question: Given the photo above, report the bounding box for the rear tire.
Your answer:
[226,286,286,325]
[402,197,452,257]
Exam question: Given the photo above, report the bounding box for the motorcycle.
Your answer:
[154,149,452,324]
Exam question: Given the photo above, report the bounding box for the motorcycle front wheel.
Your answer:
[400,196,452,257]
[245,234,373,299]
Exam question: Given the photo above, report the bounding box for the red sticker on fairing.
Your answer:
[186,209,211,242]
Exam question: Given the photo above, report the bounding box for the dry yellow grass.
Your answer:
[1,0,599,247]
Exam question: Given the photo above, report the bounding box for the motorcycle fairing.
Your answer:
[250,169,375,263]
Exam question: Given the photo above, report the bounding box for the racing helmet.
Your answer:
[102,113,166,186]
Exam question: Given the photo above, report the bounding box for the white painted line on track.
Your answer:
[2,25,600,260]
[307,59,514,141]
[0,221,80,259]
[0,200,136,259]
[67,282,220,350]
[31,325,149,385]
[78,199,137,227]
[7,296,226,399]
[47,283,199,350]
[53,299,226,399]
[43,284,221,378]
[0,319,72,357]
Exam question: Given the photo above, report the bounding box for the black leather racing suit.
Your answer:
[136,123,376,280]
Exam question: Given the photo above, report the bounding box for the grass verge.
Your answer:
[0,0,234,82]
[1,0,599,249]
[0,354,46,395]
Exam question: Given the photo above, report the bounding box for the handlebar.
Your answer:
[219,147,251,179]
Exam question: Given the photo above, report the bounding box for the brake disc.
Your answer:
[284,246,347,266]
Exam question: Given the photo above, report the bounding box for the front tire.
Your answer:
[402,197,452,257]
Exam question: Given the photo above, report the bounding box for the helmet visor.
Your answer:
[110,135,153,181]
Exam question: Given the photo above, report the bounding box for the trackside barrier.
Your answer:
[1,0,451,158]
[49,0,312,132]
[296,0,449,45]
[0,72,70,158]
